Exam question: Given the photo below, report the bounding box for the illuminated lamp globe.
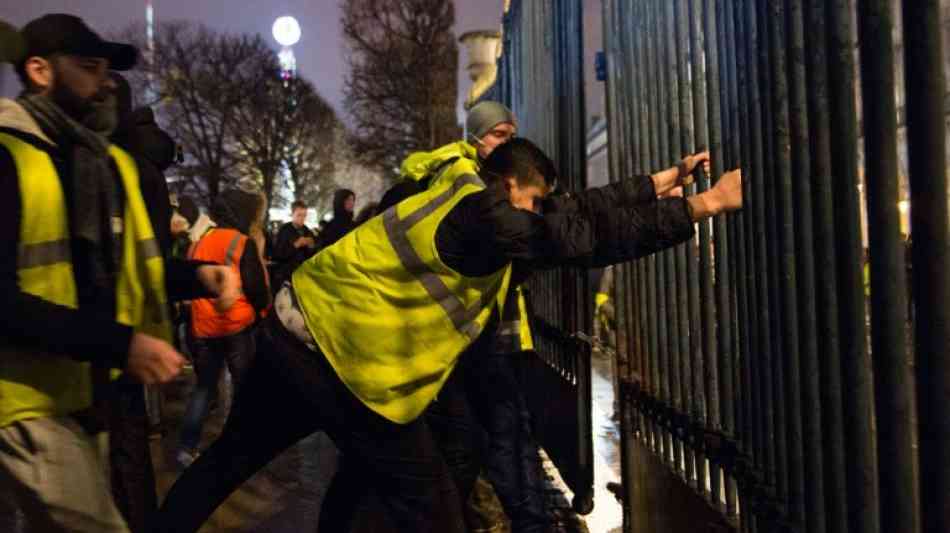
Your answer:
[273,16,301,47]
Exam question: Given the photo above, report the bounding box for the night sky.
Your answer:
[0,0,508,120]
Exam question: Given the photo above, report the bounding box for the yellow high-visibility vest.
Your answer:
[0,132,172,427]
[293,173,512,424]
[400,140,480,190]
[402,141,535,353]
[494,286,535,353]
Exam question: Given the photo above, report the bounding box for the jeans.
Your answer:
[155,314,467,533]
[177,327,255,453]
[465,353,550,533]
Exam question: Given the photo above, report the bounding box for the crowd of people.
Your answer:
[0,13,743,533]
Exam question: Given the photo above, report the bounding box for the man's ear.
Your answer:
[24,56,54,92]
[503,176,517,192]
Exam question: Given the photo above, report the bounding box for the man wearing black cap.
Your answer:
[0,14,233,532]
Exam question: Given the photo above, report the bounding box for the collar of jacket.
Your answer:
[0,97,57,148]
[399,140,478,182]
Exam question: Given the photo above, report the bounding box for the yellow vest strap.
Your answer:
[18,239,71,269]
[382,173,487,340]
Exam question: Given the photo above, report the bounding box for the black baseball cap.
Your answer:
[18,14,138,71]
[0,20,25,63]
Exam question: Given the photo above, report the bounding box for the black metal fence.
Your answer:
[490,0,597,514]
[600,0,950,532]
[489,0,950,531]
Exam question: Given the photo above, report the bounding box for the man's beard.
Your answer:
[50,75,118,136]
[81,93,118,136]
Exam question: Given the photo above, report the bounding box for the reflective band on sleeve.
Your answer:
[137,238,162,260]
[18,239,71,269]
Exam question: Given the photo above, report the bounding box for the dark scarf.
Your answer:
[18,93,123,284]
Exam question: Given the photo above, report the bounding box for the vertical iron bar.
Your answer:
[786,0,826,531]
[826,0,880,531]
[744,0,777,517]
[803,0,849,530]
[690,0,713,499]
[769,0,807,522]
[644,0,663,458]
[857,2,919,532]
[703,0,727,510]
[627,0,652,450]
[602,4,638,528]
[901,1,950,531]
[663,0,684,477]
[716,0,742,518]
[730,0,756,529]
[759,0,790,511]
[634,0,657,452]
[649,0,673,464]
[673,0,695,487]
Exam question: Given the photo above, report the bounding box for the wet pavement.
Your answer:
[587,350,624,533]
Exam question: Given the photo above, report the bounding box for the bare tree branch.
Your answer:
[341,0,461,177]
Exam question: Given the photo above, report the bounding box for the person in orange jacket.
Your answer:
[175,179,271,468]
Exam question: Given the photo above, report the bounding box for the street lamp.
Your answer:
[272,16,301,79]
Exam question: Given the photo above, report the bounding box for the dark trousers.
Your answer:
[318,368,486,533]
[178,327,255,452]
[109,379,157,533]
[154,314,467,533]
[466,353,549,533]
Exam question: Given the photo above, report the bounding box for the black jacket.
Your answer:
[436,173,694,278]
[371,168,690,281]
[315,189,356,251]
[272,221,317,286]
[112,107,177,261]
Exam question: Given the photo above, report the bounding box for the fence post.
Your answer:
[901,1,950,531]
[857,2,919,532]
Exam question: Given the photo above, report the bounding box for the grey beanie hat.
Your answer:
[466,101,516,141]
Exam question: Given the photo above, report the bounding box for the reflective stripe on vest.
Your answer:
[292,172,511,424]
[0,133,171,427]
[189,228,256,338]
[382,174,491,340]
[492,285,534,353]
[109,145,173,341]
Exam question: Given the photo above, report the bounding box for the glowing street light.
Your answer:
[272,16,301,47]
[272,16,301,79]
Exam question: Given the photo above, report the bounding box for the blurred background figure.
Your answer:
[271,200,317,291]
[314,188,356,251]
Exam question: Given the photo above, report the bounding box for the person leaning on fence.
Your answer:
[153,137,743,533]
[381,100,534,532]
[0,14,239,532]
